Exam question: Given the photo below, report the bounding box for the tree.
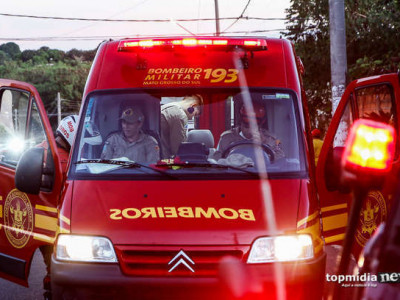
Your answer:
[284,0,400,131]
[21,50,36,62]
[0,43,94,129]
[0,50,10,65]
[0,42,21,60]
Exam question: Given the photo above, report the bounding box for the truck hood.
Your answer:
[71,179,301,245]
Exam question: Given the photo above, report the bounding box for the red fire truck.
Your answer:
[0,37,326,299]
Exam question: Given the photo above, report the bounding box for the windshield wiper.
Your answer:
[155,161,259,176]
[75,159,177,178]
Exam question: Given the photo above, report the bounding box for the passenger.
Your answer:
[215,102,284,160]
[54,115,78,173]
[39,114,78,298]
[311,128,323,165]
[37,114,78,177]
[101,107,159,163]
[160,94,203,158]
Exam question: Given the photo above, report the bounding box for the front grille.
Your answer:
[114,245,246,277]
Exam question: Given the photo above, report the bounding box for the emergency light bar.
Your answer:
[342,119,395,174]
[118,37,267,52]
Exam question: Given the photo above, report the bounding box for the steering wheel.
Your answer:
[221,141,275,162]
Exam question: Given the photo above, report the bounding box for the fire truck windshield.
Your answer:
[71,89,306,179]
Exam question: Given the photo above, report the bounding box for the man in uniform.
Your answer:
[101,107,160,164]
[311,128,323,165]
[160,94,203,159]
[215,102,284,160]
[40,114,78,298]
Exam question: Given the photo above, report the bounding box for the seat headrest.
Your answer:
[187,130,214,148]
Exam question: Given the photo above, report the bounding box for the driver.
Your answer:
[214,102,284,160]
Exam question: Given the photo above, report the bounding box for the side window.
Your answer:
[355,84,396,125]
[0,89,29,166]
[28,100,47,148]
[333,96,354,147]
[355,84,398,157]
[325,97,354,192]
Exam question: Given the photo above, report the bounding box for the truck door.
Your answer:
[316,74,400,258]
[0,80,63,286]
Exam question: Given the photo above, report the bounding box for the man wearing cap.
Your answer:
[215,102,284,160]
[160,94,203,158]
[101,107,160,163]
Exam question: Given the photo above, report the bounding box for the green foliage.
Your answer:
[285,0,400,131]
[0,50,11,65]
[0,42,21,60]
[0,44,94,128]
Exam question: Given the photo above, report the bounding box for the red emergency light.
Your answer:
[118,37,267,52]
[342,119,395,174]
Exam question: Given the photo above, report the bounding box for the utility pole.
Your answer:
[214,0,220,36]
[57,92,61,125]
[329,0,348,146]
[329,0,347,114]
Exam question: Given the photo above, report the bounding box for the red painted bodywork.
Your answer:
[317,73,400,258]
[70,179,300,244]
[0,37,324,296]
[0,80,64,285]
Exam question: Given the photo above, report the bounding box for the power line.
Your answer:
[0,12,284,22]
[0,29,287,42]
[222,0,252,33]
[62,0,151,36]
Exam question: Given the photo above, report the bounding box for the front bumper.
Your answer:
[51,253,326,300]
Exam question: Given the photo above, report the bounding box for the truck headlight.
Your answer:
[56,235,117,263]
[247,234,314,263]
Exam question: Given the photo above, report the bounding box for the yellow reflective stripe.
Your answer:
[297,219,320,236]
[0,205,2,218]
[0,196,2,201]
[325,233,345,244]
[33,233,55,243]
[297,211,319,227]
[321,203,347,213]
[322,213,348,231]
[35,215,57,231]
[60,215,70,225]
[36,205,58,213]
[58,226,70,234]
[55,225,70,238]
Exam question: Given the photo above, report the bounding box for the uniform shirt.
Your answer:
[313,138,323,165]
[160,103,188,158]
[57,143,70,174]
[215,126,285,160]
[101,131,160,164]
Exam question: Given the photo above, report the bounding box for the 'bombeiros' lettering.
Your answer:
[110,207,255,221]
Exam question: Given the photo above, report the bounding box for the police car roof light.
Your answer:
[117,37,267,52]
[342,119,395,174]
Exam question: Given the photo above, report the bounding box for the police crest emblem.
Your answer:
[4,189,34,248]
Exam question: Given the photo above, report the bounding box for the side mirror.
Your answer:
[15,148,44,195]
[324,146,351,193]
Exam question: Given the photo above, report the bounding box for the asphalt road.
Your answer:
[0,251,46,300]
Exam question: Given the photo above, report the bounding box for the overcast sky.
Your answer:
[0,0,290,51]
